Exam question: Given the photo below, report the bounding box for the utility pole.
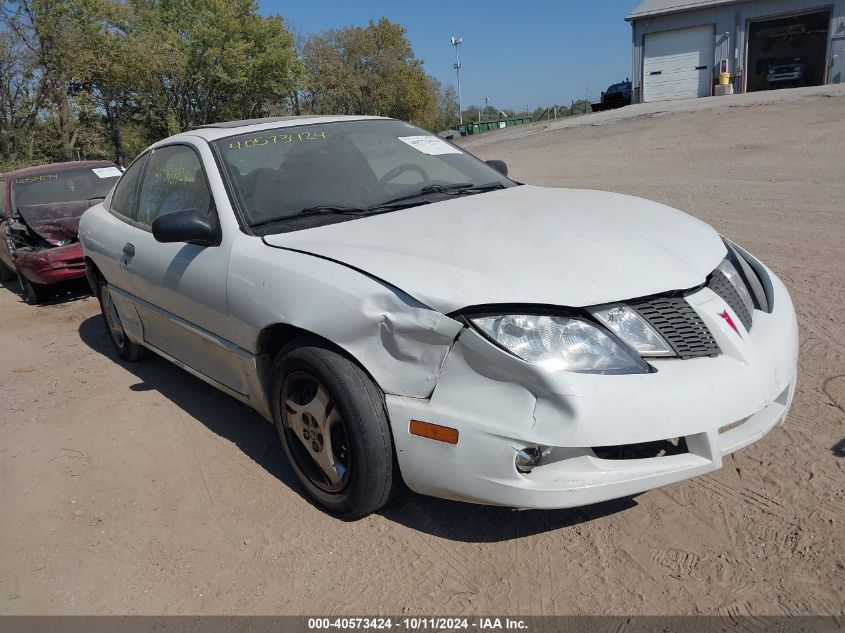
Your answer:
[585,82,592,115]
[451,37,463,126]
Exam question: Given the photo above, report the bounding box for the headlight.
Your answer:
[590,305,674,356]
[716,258,755,316]
[722,238,770,313]
[469,314,650,374]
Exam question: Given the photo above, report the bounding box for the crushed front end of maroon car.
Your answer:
[1,161,122,302]
[11,200,94,284]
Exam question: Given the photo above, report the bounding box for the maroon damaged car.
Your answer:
[0,161,122,303]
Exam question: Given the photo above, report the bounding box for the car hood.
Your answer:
[263,185,727,313]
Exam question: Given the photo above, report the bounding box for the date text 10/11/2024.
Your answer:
[307,618,529,631]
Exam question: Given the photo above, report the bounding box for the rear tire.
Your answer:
[17,272,49,305]
[270,340,397,519]
[97,279,147,362]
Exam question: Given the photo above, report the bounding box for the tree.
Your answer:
[301,18,432,124]
[0,27,41,167]
[0,0,156,166]
[1,0,101,161]
[83,2,161,164]
[0,4,444,172]
[420,77,459,132]
[132,0,301,132]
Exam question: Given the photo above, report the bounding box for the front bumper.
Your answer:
[386,263,799,509]
[15,243,87,285]
[768,72,801,83]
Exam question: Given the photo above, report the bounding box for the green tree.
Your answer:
[421,77,459,131]
[0,27,42,167]
[130,0,301,133]
[1,0,101,161]
[83,1,162,163]
[1,3,444,171]
[302,18,432,124]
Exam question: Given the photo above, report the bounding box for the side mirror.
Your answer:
[485,159,508,177]
[152,208,218,246]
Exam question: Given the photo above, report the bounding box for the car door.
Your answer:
[120,142,242,393]
[96,152,149,295]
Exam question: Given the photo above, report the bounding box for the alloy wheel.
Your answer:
[280,371,351,493]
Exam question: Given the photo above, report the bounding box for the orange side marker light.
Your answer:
[409,420,459,445]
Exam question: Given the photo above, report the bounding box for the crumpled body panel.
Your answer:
[17,199,97,246]
[227,237,464,399]
[15,242,86,284]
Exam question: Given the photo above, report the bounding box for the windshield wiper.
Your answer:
[251,183,511,229]
[452,182,508,194]
[251,205,368,227]
[374,182,509,208]
[373,183,476,207]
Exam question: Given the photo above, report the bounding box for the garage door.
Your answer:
[643,26,714,102]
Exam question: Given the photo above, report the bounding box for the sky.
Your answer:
[262,1,640,112]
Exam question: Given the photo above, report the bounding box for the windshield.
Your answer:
[212,119,515,231]
[12,164,121,210]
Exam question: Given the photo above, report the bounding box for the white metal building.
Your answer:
[627,0,845,103]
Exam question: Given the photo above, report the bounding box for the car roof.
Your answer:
[2,160,118,180]
[167,114,391,144]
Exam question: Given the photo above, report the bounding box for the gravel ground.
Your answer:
[1,87,843,615]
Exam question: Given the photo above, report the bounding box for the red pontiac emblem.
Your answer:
[719,310,742,338]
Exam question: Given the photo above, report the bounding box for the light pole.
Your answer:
[484,96,490,122]
[451,36,463,126]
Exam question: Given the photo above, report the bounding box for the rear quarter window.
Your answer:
[111,154,148,219]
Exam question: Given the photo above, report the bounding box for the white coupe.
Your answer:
[79,116,798,518]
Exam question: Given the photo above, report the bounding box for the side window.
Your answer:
[137,145,212,226]
[111,154,148,218]
[0,181,6,218]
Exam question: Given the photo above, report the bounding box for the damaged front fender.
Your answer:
[227,239,465,399]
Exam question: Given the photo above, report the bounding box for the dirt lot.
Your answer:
[1,87,843,616]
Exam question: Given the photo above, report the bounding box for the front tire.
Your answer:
[17,272,49,304]
[271,340,397,518]
[97,281,147,362]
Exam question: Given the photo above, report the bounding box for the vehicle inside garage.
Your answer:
[746,10,830,92]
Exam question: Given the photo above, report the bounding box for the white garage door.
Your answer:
[643,26,714,102]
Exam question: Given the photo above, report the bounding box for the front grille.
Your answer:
[630,296,721,359]
[707,269,753,331]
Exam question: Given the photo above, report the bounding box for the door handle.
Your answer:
[122,243,135,257]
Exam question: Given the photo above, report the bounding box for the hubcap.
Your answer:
[280,371,351,493]
[101,285,125,348]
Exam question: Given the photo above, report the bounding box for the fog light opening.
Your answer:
[515,446,543,474]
